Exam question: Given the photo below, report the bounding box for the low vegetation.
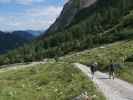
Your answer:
[0,62,105,100]
[119,62,133,83]
[60,40,133,83]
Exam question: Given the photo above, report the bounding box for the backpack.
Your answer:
[110,64,115,71]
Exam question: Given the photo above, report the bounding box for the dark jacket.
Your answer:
[90,64,97,73]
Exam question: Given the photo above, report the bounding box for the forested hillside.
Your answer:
[0,0,133,65]
[0,31,35,54]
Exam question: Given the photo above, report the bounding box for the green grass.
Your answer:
[118,62,133,83]
[60,40,133,83]
[0,40,132,100]
[0,62,105,100]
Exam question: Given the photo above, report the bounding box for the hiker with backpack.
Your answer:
[108,59,123,80]
[108,60,116,80]
[90,62,98,79]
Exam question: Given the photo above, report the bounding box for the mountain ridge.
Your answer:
[0,30,35,54]
[46,0,97,34]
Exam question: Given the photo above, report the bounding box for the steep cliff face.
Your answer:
[46,0,97,34]
[46,0,78,33]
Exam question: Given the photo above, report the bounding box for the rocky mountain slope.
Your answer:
[46,0,97,34]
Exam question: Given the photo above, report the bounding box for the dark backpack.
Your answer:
[110,64,115,71]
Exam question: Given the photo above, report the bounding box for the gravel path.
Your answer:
[74,63,133,100]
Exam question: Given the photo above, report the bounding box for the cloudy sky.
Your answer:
[0,0,66,31]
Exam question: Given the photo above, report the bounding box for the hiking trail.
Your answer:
[74,63,133,100]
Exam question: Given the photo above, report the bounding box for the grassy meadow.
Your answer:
[60,40,133,83]
[0,62,105,100]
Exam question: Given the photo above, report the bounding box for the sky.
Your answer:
[0,0,67,31]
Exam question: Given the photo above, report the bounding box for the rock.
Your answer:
[46,0,97,34]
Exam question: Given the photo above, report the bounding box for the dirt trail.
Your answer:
[0,61,47,73]
[74,63,133,100]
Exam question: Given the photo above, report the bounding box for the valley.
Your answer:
[0,0,132,99]
[0,30,36,54]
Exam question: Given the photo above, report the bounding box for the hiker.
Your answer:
[114,63,123,76]
[90,62,98,79]
[108,61,115,80]
[54,56,59,62]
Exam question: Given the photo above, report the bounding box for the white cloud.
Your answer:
[15,0,33,5]
[0,5,63,31]
[64,0,69,4]
[0,0,45,5]
[26,6,62,17]
[0,0,10,3]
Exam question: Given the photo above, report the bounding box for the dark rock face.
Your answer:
[46,0,78,33]
[46,0,97,34]
[80,0,97,9]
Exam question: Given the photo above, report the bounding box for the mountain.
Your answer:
[0,0,133,65]
[46,0,97,34]
[0,31,35,54]
[12,31,35,40]
[47,0,133,34]
[26,30,43,36]
[46,0,79,33]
